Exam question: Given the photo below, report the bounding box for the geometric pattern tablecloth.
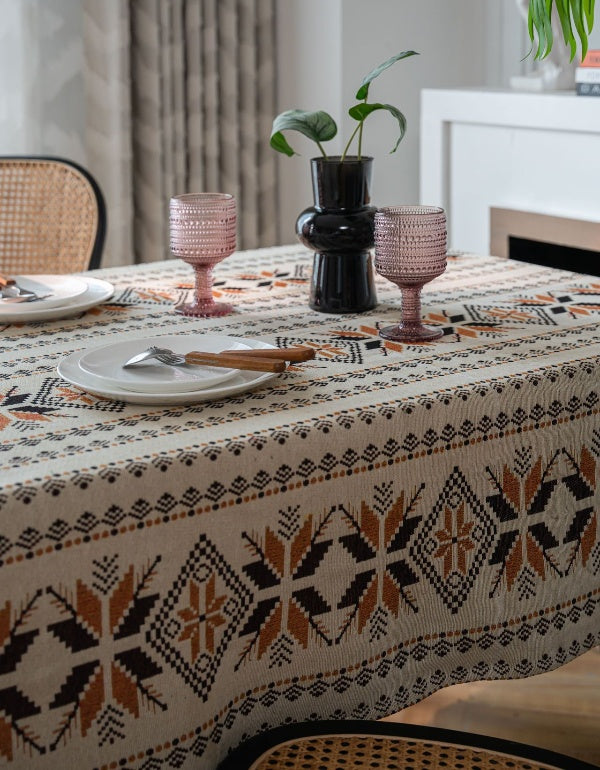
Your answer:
[0,245,599,769]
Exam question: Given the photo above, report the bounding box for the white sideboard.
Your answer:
[420,88,600,256]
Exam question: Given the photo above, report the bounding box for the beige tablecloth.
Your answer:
[1,245,599,769]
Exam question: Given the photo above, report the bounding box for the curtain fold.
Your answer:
[83,2,134,266]
[83,0,279,267]
[255,0,277,246]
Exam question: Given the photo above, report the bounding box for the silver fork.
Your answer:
[122,346,180,367]
[154,352,187,366]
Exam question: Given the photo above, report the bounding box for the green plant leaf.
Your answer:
[554,0,577,59]
[532,0,553,57]
[584,0,595,29]
[269,109,337,156]
[528,0,595,59]
[528,0,549,57]
[348,102,407,153]
[571,0,590,58]
[355,50,419,101]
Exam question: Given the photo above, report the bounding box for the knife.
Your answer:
[0,273,44,300]
[181,352,286,372]
[217,346,315,362]
[0,273,16,288]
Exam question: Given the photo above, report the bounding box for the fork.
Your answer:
[124,346,286,373]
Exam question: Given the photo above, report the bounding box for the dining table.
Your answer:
[1,244,599,770]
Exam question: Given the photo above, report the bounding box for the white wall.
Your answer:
[485,0,534,85]
[274,0,527,243]
[341,0,488,210]
[275,0,344,240]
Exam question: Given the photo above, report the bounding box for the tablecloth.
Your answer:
[1,245,599,769]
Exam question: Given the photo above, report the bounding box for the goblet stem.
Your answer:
[400,284,422,332]
[379,283,443,343]
[194,263,215,308]
[175,262,233,318]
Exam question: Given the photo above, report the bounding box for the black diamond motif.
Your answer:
[147,535,253,701]
[410,467,496,613]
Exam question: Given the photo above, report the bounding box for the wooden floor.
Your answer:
[383,646,600,766]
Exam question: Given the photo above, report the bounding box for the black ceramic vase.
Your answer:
[296,156,377,313]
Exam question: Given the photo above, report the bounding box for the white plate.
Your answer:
[0,274,89,313]
[57,338,279,405]
[78,335,249,393]
[0,277,114,323]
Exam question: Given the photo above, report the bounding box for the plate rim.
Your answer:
[0,277,114,323]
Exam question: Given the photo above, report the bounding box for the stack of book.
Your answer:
[576,49,600,95]
[576,26,600,96]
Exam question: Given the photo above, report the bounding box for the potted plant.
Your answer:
[527,0,595,59]
[270,50,418,314]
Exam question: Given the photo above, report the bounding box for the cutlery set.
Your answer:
[0,273,51,302]
[123,345,315,373]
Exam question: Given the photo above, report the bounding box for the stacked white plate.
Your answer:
[0,274,114,323]
[57,334,280,405]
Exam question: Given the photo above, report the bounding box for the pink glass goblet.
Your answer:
[169,192,237,317]
[374,205,447,342]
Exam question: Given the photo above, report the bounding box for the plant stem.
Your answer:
[316,140,328,158]
[357,99,366,159]
[340,122,362,162]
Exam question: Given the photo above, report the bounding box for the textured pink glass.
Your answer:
[374,205,447,342]
[169,193,237,317]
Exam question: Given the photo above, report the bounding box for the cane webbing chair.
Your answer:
[216,721,597,770]
[0,156,106,274]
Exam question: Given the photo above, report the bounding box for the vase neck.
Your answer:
[311,156,373,210]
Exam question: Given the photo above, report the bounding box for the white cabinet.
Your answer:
[419,88,600,255]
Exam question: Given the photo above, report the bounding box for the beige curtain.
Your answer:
[83,0,279,268]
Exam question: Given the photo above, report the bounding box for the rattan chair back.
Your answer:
[216,721,598,770]
[0,156,106,274]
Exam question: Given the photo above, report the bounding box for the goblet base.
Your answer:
[379,323,443,343]
[175,300,234,318]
